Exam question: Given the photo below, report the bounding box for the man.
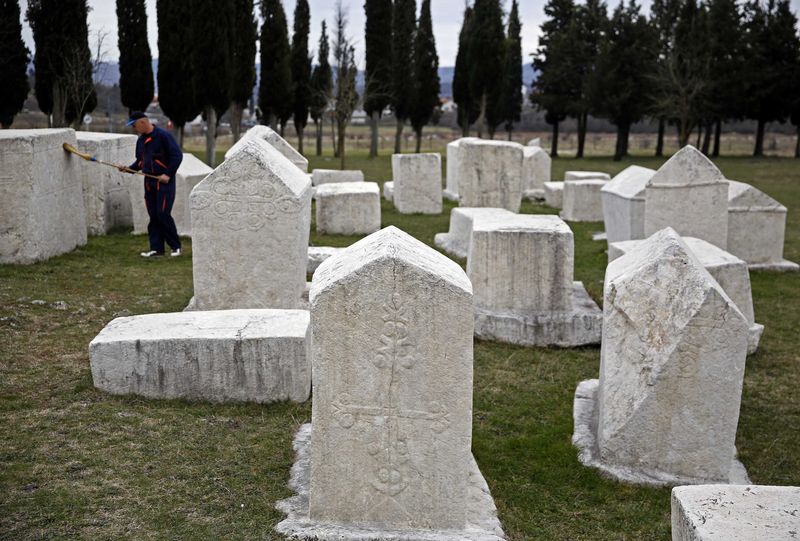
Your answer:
[122,111,183,257]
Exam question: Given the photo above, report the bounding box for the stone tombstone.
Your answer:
[560,179,607,222]
[727,180,797,270]
[601,165,655,243]
[311,168,365,186]
[190,138,311,310]
[457,138,524,212]
[543,181,564,209]
[564,171,610,181]
[444,137,478,201]
[225,124,308,172]
[172,152,213,236]
[644,145,729,249]
[391,152,442,214]
[671,485,800,541]
[527,137,541,147]
[314,181,381,235]
[76,131,138,235]
[522,145,551,200]
[573,227,750,486]
[382,180,394,201]
[434,207,516,259]
[276,226,505,540]
[0,129,87,264]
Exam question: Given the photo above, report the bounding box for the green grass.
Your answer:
[1,149,798,540]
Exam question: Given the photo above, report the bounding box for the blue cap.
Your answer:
[125,111,147,126]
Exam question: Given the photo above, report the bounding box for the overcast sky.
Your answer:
[19,0,800,68]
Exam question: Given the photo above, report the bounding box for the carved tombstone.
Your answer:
[457,139,524,212]
[225,124,308,172]
[190,138,311,309]
[601,165,655,243]
[522,145,551,199]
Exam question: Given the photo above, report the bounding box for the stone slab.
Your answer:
[89,309,311,403]
[315,182,381,235]
[0,128,88,263]
[307,246,344,275]
[565,171,610,181]
[433,207,515,259]
[457,139,523,212]
[445,137,479,201]
[312,169,365,186]
[172,152,213,237]
[225,125,308,172]
[392,153,442,214]
[522,146,551,195]
[560,179,607,222]
[601,165,655,243]
[671,484,800,541]
[527,137,541,147]
[543,182,563,209]
[383,181,394,201]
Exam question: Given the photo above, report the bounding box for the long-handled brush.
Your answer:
[62,142,162,180]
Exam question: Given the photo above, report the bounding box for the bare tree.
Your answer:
[332,1,358,169]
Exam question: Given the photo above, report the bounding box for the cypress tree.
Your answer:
[309,21,333,156]
[157,0,199,147]
[453,6,479,136]
[469,0,506,137]
[501,0,523,140]
[409,0,440,152]
[260,0,293,130]
[572,0,606,157]
[230,0,257,142]
[116,0,154,114]
[0,0,30,128]
[364,0,393,157]
[291,0,311,153]
[391,0,416,153]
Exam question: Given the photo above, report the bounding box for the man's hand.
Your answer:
[158,174,169,184]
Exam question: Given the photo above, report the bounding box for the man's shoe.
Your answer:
[140,250,164,258]
[170,248,182,257]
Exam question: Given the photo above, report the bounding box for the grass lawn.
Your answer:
[1,148,798,540]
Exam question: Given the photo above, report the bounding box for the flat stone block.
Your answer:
[560,179,607,222]
[522,146,551,195]
[392,153,442,214]
[543,182,563,209]
[0,128,87,263]
[442,189,459,202]
[565,171,610,181]
[748,259,799,272]
[307,246,344,274]
[315,182,381,235]
[601,165,654,243]
[671,484,800,540]
[457,139,523,212]
[523,189,545,201]
[89,309,311,403]
[527,137,541,147]
[311,169,365,186]
[433,207,515,259]
[382,181,394,201]
[225,125,308,172]
[172,153,213,237]
[445,137,478,200]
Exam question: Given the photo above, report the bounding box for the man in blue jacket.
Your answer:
[122,111,184,257]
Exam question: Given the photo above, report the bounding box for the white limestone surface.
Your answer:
[311,168,365,186]
[574,228,750,486]
[391,153,442,214]
[564,171,610,181]
[383,180,394,201]
[172,152,213,237]
[560,179,607,222]
[190,138,312,310]
[307,246,344,274]
[433,207,515,259]
[601,165,655,243]
[522,145,551,200]
[457,139,524,212]
[527,137,541,147]
[76,131,138,235]
[727,180,798,270]
[225,125,309,172]
[89,309,310,403]
[644,146,729,249]
[275,226,505,540]
[444,137,478,202]
[543,181,564,209]
[671,485,800,541]
[314,181,381,235]
[0,129,88,264]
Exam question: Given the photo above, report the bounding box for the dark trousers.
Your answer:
[144,179,181,253]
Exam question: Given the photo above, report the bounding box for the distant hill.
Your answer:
[95,60,537,98]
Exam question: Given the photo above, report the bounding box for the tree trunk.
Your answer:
[576,112,587,159]
[507,128,512,141]
[394,118,404,154]
[551,121,559,158]
[175,124,185,149]
[315,119,323,156]
[231,102,243,143]
[415,127,422,153]
[296,124,305,155]
[268,113,277,131]
[754,119,765,156]
[205,106,217,167]
[678,119,691,147]
[337,121,346,169]
[695,123,702,148]
[614,122,629,162]
[795,124,800,158]
[712,119,722,157]
[369,111,379,158]
[701,121,712,155]
[655,117,665,157]
[331,115,338,157]
[52,84,66,128]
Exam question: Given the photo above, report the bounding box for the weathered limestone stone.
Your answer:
[307,246,344,275]
[311,169,365,186]
[76,131,138,235]
[276,226,505,541]
[0,129,87,264]
[444,137,478,201]
[727,180,798,271]
[601,165,655,243]
[433,207,515,259]
[560,179,608,222]
[522,145,551,200]
[468,214,602,346]
[90,309,310,403]
[564,171,610,181]
[190,138,311,310]
[573,228,750,486]
[527,137,541,147]
[225,125,309,172]
[671,485,800,541]
[172,153,213,237]
[315,181,381,235]
[543,181,564,209]
[644,145,729,249]
[609,236,764,354]
[391,153,442,214]
[457,139,524,212]
[382,180,394,201]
